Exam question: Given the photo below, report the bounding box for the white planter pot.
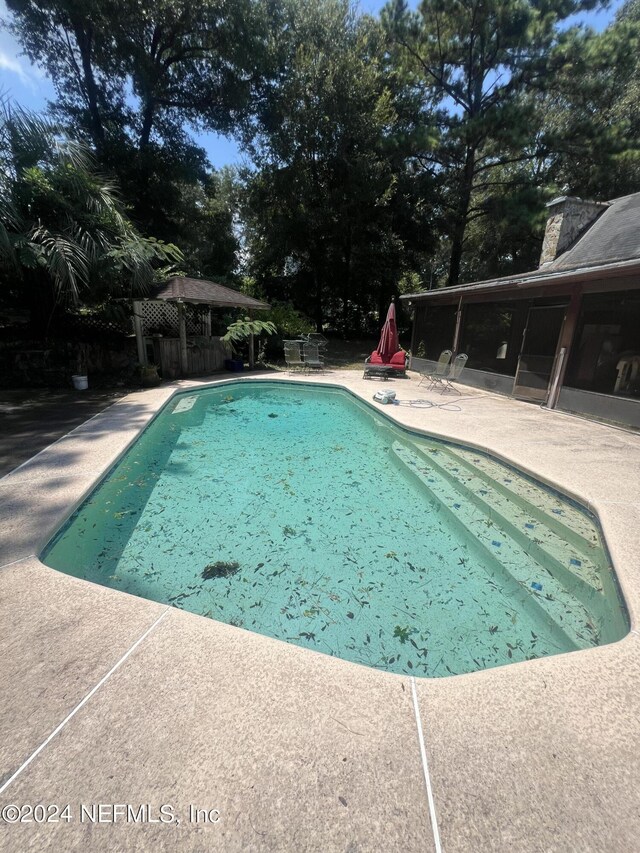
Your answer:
[72,374,88,391]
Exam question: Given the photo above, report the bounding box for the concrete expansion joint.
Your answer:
[0,607,170,798]
[410,677,443,853]
[0,554,36,571]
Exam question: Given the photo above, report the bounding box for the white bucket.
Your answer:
[72,374,88,391]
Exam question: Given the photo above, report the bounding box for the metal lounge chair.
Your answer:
[284,340,305,372]
[303,332,328,353]
[440,353,468,393]
[419,349,452,388]
[302,341,325,371]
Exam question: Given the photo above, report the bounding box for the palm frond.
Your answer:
[53,137,95,174]
[30,224,90,304]
[0,101,182,310]
[5,107,59,172]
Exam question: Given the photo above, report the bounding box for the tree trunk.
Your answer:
[70,20,105,153]
[139,100,156,150]
[313,268,323,332]
[447,216,467,287]
[447,145,476,287]
[342,223,352,331]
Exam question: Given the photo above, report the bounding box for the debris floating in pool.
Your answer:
[42,381,629,678]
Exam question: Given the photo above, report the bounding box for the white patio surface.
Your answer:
[1,369,639,852]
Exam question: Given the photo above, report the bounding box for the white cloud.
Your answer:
[0,48,36,90]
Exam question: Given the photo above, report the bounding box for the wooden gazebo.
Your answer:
[133,277,269,378]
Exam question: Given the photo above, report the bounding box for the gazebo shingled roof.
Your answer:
[150,276,269,310]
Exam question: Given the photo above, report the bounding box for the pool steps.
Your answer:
[409,442,625,644]
[390,441,609,650]
[429,443,625,639]
[409,444,602,596]
[443,444,597,551]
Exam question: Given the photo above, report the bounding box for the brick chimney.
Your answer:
[539,196,609,267]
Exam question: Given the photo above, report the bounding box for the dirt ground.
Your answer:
[0,389,125,477]
[267,337,410,371]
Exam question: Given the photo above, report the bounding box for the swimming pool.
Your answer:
[42,381,628,677]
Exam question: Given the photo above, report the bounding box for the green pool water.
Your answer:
[42,381,628,677]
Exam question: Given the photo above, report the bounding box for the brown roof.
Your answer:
[150,277,269,310]
[401,190,640,303]
[400,257,640,303]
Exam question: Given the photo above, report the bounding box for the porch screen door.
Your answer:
[513,305,567,403]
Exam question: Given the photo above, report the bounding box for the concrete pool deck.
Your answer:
[1,369,639,852]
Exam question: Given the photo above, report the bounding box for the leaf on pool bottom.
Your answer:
[393,625,412,644]
[202,561,240,580]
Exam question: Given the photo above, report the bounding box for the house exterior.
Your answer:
[401,193,640,428]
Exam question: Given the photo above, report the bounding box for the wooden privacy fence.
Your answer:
[151,336,231,379]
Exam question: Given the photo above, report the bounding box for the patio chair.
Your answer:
[302,341,325,372]
[440,353,468,393]
[284,340,305,372]
[303,332,328,353]
[418,349,452,388]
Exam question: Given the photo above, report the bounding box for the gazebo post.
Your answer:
[248,309,255,369]
[177,301,188,376]
[132,300,147,366]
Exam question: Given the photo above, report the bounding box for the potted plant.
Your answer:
[139,363,161,387]
[72,344,89,390]
[224,355,245,372]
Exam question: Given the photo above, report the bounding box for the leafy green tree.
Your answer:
[539,6,640,200]
[222,315,276,344]
[5,0,255,152]
[165,168,239,281]
[382,0,611,286]
[0,106,181,333]
[457,170,546,282]
[607,0,640,191]
[240,0,434,332]
[4,0,256,269]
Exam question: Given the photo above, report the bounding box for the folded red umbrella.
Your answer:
[377,299,399,358]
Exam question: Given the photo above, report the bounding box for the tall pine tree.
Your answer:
[383,0,608,286]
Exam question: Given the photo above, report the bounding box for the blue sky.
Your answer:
[0,0,624,169]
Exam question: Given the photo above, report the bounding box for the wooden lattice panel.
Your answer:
[139,301,205,335]
[185,306,208,335]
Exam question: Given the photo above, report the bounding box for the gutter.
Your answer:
[400,257,640,303]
